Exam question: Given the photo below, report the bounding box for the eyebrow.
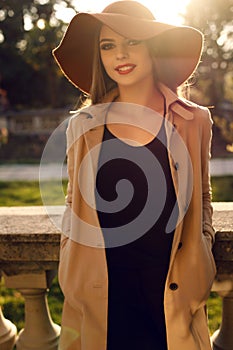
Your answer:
[99,38,115,43]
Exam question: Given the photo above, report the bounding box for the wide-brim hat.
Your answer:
[53,1,203,93]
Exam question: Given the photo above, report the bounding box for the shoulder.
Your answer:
[65,108,90,146]
[66,104,108,144]
[193,104,213,128]
[66,106,94,137]
[181,97,213,126]
[188,102,213,140]
[68,103,110,126]
[68,107,92,125]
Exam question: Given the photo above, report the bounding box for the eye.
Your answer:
[127,39,142,46]
[100,42,115,51]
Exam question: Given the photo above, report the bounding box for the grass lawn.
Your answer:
[0,176,231,335]
[0,176,232,207]
[211,176,233,201]
[0,180,68,206]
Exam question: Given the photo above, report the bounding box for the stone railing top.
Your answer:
[0,202,232,233]
[211,202,233,233]
[0,206,63,236]
[0,203,232,279]
[0,206,63,276]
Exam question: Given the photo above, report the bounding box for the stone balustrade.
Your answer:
[0,206,62,350]
[0,108,69,136]
[0,203,232,350]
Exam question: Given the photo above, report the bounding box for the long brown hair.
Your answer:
[89,30,117,104]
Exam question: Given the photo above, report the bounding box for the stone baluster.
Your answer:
[0,305,17,350]
[211,284,233,350]
[211,204,233,350]
[0,206,63,349]
[16,288,60,350]
[3,271,60,350]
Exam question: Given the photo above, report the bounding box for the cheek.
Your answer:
[143,53,154,73]
[100,54,115,79]
[142,48,152,62]
[134,45,153,69]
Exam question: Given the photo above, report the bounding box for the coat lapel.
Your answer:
[81,104,108,185]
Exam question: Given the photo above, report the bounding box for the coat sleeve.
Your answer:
[61,116,75,237]
[201,107,215,247]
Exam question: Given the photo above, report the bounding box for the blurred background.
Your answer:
[0,0,233,163]
[0,0,232,337]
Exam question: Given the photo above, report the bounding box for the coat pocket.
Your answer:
[59,300,83,350]
[190,306,212,350]
[58,235,69,295]
[189,236,217,312]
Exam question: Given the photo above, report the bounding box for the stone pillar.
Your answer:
[16,288,60,350]
[0,306,17,350]
[211,289,233,350]
[211,207,233,350]
[3,272,61,350]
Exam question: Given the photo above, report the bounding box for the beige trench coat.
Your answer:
[58,84,216,350]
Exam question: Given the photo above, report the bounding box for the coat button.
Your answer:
[169,283,178,291]
[174,162,179,170]
[178,242,183,250]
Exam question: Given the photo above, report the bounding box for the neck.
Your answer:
[117,81,165,115]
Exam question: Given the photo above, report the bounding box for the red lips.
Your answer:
[115,64,136,74]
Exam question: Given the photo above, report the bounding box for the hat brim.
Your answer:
[53,12,203,93]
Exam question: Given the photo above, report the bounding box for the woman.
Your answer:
[53,2,216,350]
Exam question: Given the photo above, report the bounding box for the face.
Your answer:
[99,25,154,89]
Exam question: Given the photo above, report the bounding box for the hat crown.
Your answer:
[102,1,155,20]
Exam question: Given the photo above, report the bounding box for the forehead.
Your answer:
[99,25,126,41]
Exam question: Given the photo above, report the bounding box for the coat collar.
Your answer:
[79,83,197,127]
[158,83,196,120]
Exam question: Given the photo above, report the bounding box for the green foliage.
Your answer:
[207,292,222,334]
[0,279,25,331]
[211,176,233,202]
[184,1,233,148]
[184,1,232,103]
[185,0,233,65]
[48,276,64,325]
[214,115,233,150]
[0,0,79,108]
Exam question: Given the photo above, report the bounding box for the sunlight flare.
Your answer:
[71,0,191,25]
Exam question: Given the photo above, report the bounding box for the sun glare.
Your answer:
[69,0,191,25]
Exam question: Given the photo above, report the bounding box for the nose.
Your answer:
[116,43,129,60]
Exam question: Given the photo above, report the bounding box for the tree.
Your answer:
[0,0,78,108]
[184,0,233,152]
[184,0,233,104]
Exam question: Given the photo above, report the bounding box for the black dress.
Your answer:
[95,122,178,350]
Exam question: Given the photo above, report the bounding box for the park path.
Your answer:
[0,163,67,181]
[0,158,232,181]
